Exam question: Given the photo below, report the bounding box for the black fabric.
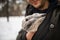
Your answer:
[16,7,60,40]
[32,5,60,40]
[44,5,60,40]
[16,30,27,40]
[32,7,54,40]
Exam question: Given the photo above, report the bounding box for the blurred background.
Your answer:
[0,0,28,40]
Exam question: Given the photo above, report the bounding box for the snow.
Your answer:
[0,16,25,40]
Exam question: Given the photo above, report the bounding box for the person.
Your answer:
[24,0,57,40]
[16,0,58,40]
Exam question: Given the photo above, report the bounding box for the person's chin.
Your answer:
[33,5,40,8]
[32,4,41,8]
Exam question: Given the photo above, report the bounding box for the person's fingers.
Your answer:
[26,32,35,40]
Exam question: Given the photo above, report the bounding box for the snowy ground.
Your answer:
[0,16,25,40]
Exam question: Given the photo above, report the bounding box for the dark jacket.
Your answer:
[25,0,60,40]
[32,5,60,40]
[16,0,60,40]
